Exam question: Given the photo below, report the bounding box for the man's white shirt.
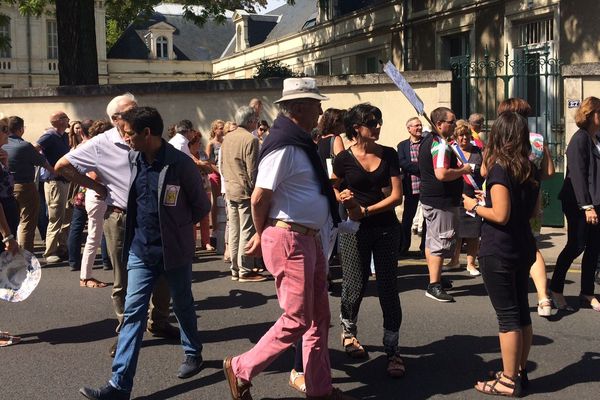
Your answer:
[256,146,329,230]
[65,127,130,210]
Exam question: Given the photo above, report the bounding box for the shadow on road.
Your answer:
[18,318,115,345]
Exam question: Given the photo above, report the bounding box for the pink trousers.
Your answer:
[232,225,332,396]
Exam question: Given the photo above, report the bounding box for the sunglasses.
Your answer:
[258,127,267,132]
[362,118,383,128]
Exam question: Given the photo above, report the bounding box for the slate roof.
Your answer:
[220,0,318,58]
[108,12,235,61]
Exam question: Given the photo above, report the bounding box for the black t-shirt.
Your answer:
[333,145,400,228]
[418,133,463,208]
[478,164,539,265]
[317,136,335,168]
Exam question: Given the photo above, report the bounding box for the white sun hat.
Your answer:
[274,77,329,103]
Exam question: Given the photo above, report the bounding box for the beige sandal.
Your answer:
[288,369,306,393]
[0,331,21,347]
[341,333,367,358]
[80,278,108,288]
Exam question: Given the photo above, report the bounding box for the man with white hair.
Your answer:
[55,93,177,357]
[223,78,353,400]
[220,106,264,282]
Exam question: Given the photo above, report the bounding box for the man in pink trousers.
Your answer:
[223,78,353,400]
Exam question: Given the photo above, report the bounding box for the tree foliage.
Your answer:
[253,58,299,79]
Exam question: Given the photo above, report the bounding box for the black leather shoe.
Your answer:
[79,383,130,400]
[177,355,203,379]
[147,323,180,339]
[109,339,117,358]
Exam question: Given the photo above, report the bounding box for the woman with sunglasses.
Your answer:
[332,103,404,378]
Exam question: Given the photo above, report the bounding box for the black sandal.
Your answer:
[475,372,522,397]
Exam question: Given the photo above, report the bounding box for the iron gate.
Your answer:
[450,45,565,226]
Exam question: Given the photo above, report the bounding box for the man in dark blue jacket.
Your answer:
[397,117,425,255]
[80,107,210,400]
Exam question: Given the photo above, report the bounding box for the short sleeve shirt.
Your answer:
[256,146,329,230]
[36,129,70,179]
[333,146,400,228]
[4,135,47,183]
[478,164,538,265]
[65,127,131,209]
[431,135,452,169]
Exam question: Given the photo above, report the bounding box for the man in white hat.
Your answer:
[223,78,353,400]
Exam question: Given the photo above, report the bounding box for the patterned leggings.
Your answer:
[339,224,402,356]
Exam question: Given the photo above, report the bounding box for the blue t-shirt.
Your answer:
[130,145,166,267]
[36,129,70,180]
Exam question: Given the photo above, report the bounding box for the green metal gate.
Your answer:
[450,45,565,227]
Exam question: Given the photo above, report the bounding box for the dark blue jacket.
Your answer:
[123,142,210,270]
[397,138,421,196]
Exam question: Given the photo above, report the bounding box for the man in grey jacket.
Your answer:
[3,116,52,252]
[220,106,264,282]
[79,107,210,400]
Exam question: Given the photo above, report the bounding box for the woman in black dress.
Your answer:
[463,112,539,396]
[333,103,404,378]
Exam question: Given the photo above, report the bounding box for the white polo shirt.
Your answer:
[65,127,130,210]
[256,146,329,230]
[168,133,191,157]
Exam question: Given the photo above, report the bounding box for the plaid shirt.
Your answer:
[409,139,421,194]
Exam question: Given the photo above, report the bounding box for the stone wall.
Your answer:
[562,62,600,148]
[0,71,452,149]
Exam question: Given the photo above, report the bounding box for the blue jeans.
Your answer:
[110,251,202,392]
[67,207,87,269]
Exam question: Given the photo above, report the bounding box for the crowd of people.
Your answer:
[1,79,599,399]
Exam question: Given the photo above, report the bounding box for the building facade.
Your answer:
[0,1,108,88]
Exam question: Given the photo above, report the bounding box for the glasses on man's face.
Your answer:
[121,130,138,138]
[363,118,383,128]
[443,119,457,125]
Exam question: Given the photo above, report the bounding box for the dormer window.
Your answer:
[156,36,168,59]
[146,21,176,60]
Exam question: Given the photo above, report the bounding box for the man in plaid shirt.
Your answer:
[397,117,425,256]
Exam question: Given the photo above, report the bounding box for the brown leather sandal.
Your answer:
[475,372,522,397]
[341,333,367,358]
[80,278,108,288]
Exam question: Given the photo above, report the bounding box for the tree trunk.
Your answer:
[56,0,98,85]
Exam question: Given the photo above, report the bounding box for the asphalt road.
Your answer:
[2,244,599,400]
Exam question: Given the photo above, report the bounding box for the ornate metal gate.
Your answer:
[450,45,565,226]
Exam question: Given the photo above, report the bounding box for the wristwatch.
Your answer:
[364,207,369,217]
[471,204,479,213]
[2,234,14,244]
